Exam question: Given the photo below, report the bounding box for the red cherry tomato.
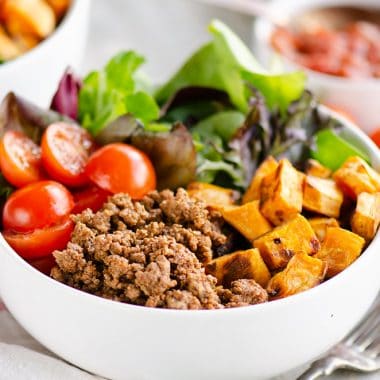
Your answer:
[72,185,111,214]
[0,130,45,187]
[3,180,74,233]
[85,143,156,199]
[3,218,74,260]
[370,128,380,148]
[28,254,57,275]
[41,122,96,187]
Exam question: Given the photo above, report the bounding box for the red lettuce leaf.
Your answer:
[50,69,81,120]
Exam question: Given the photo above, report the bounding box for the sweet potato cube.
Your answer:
[351,192,380,242]
[13,33,39,51]
[253,214,320,271]
[242,156,278,203]
[266,253,326,300]
[45,0,71,19]
[314,227,365,278]
[187,182,238,208]
[305,159,331,178]
[333,156,380,199]
[221,201,272,242]
[260,159,305,225]
[303,176,343,218]
[4,0,56,39]
[0,25,21,60]
[205,248,271,288]
[308,217,339,242]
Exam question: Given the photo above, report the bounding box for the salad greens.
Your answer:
[79,51,160,135]
[156,20,305,115]
[311,129,370,171]
[51,69,81,120]
[79,19,310,189]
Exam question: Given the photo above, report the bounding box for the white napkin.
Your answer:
[0,301,101,380]
[0,343,99,380]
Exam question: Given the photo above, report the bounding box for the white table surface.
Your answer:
[1,1,379,379]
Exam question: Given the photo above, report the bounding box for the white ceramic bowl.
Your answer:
[253,0,380,134]
[0,108,379,380]
[0,0,90,107]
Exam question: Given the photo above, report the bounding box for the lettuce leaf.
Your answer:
[156,20,305,114]
[79,51,159,135]
[191,111,246,188]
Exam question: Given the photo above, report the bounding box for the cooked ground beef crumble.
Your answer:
[51,188,268,309]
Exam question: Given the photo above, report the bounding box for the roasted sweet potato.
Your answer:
[305,159,331,178]
[303,176,343,218]
[351,192,380,242]
[0,25,21,60]
[205,248,271,288]
[253,214,320,271]
[45,0,71,19]
[187,182,239,208]
[308,217,339,242]
[242,156,278,203]
[221,201,272,242]
[3,0,56,39]
[260,159,305,225]
[314,227,365,278]
[266,253,326,300]
[333,156,380,199]
[13,32,39,51]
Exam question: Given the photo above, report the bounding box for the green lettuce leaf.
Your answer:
[242,70,306,114]
[79,51,159,135]
[156,20,306,114]
[191,110,246,188]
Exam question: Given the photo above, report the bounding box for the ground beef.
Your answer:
[51,189,268,309]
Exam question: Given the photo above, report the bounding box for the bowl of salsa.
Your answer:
[253,0,380,133]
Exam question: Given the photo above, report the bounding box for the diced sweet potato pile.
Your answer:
[188,155,380,302]
[0,0,71,61]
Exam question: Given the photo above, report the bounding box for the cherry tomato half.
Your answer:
[41,122,96,187]
[85,143,156,199]
[0,130,45,187]
[3,180,74,233]
[28,253,57,275]
[370,128,380,148]
[3,218,74,260]
[72,185,111,214]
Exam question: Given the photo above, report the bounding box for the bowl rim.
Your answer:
[1,106,380,316]
[0,0,82,71]
[253,0,380,86]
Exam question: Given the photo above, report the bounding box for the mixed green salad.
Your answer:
[0,20,369,199]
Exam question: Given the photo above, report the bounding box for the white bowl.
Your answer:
[0,108,379,380]
[253,0,380,134]
[0,0,90,107]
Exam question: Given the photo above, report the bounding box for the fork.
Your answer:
[297,300,380,379]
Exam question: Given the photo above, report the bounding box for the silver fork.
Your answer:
[297,300,380,379]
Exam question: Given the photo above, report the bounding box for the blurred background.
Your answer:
[83,0,252,81]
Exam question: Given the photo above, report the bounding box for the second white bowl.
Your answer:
[253,0,380,134]
[0,0,90,107]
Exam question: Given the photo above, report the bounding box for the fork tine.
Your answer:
[355,324,380,351]
[345,303,380,345]
[366,335,380,357]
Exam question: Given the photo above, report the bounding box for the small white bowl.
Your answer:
[0,0,90,107]
[253,0,380,134]
[0,108,379,380]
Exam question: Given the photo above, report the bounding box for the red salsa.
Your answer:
[271,22,380,78]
